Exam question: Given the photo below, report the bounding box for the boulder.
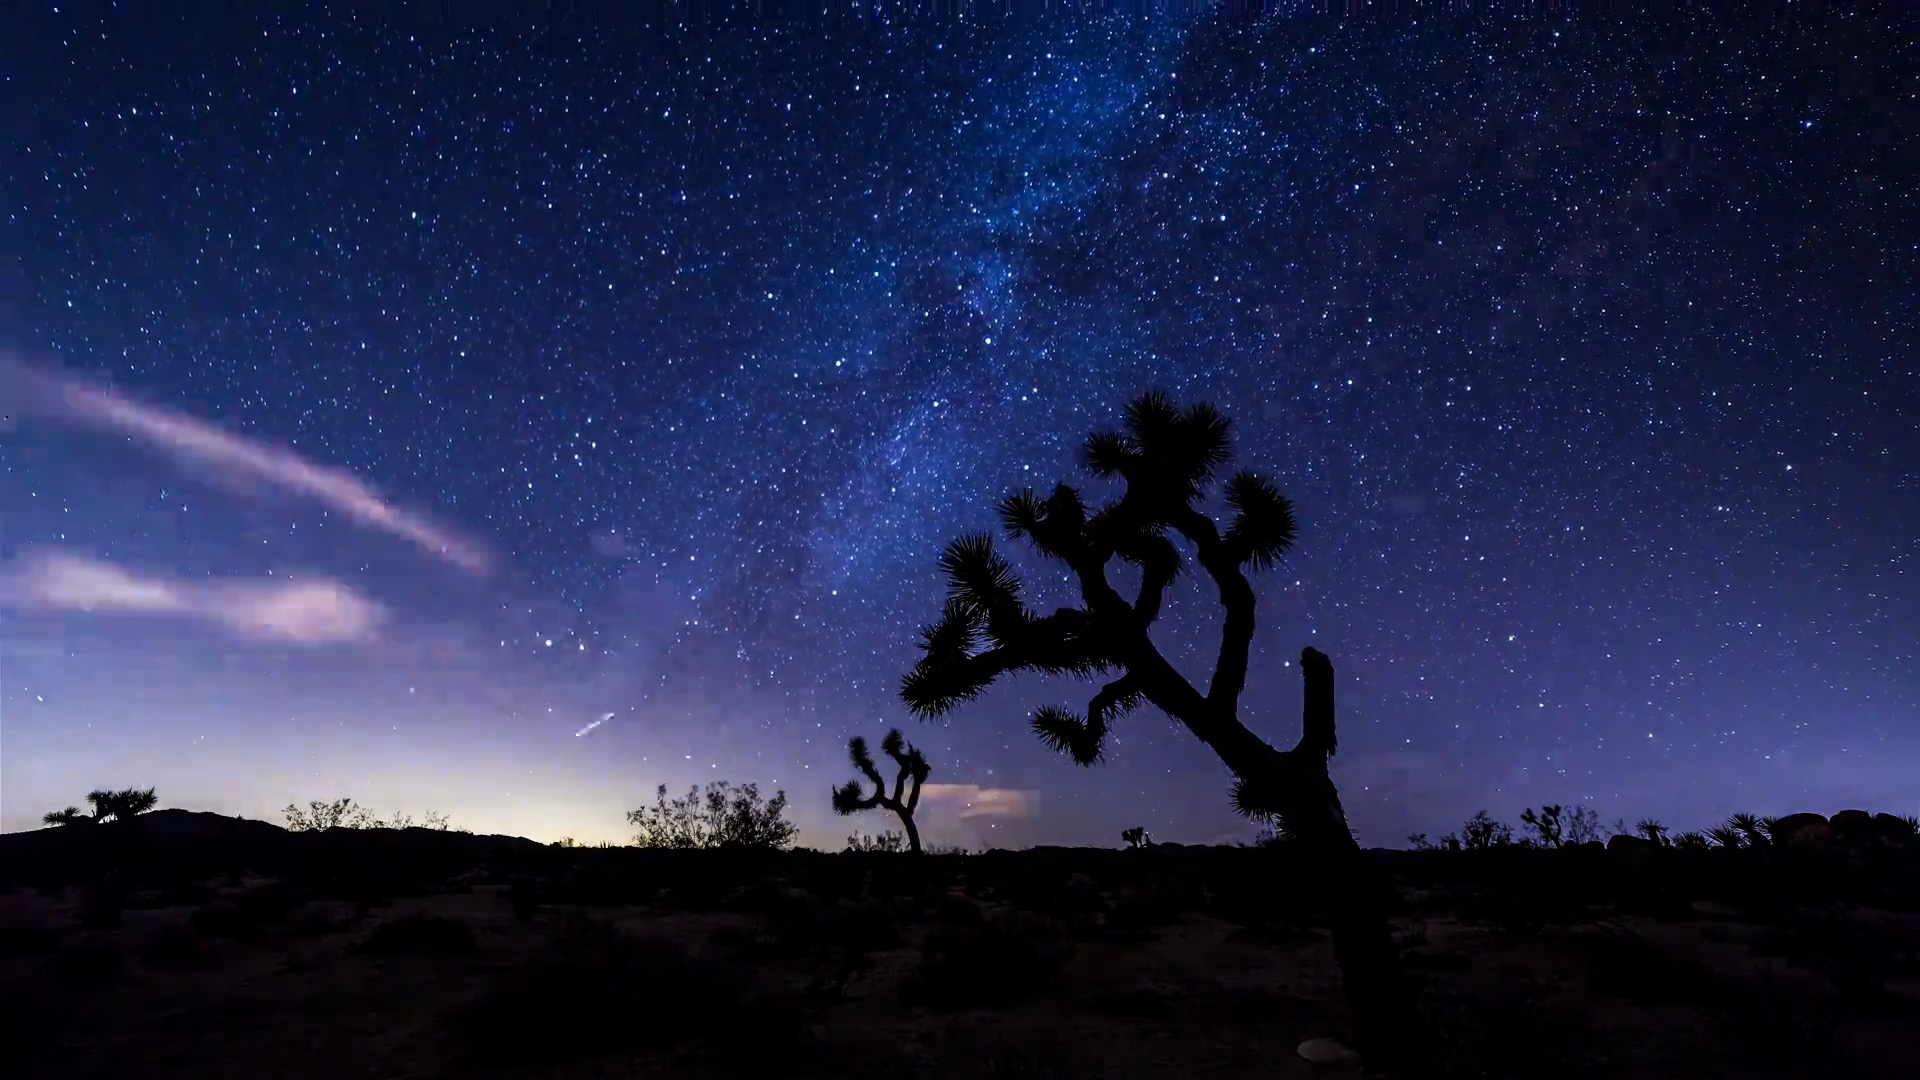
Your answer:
[1771,813,1832,848]
[1872,813,1918,842]
[1606,833,1656,852]
[1830,809,1873,834]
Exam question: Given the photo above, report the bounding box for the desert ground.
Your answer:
[3,810,1918,1079]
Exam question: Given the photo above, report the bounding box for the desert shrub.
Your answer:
[902,915,1074,1010]
[845,830,908,853]
[445,913,804,1072]
[362,912,478,956]
[0,894,58,958]
[1107,880,1198,932]
[51,935,126,981]
[126,882,219,910]
[284,798,461,832]
[1582,929,1727,1006]
[286,900,358,936]
[1050,872,1106,919]
[1459,810,1515,850]
[932,889,989,927]
[1403,948,1473,972]
[1719,961,1839,1066]
[1427,990,1602,1080]
[627,781,798,850]
[507,878,542,921]
[1751,910,1895,1005]
[135,918,212,971]
[189,901,262,939]
[799,899,902,954]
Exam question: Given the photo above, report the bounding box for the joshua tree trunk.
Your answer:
[898,812,923,855]
[1281,765,1425,1072]
[1256,656,1427,1075]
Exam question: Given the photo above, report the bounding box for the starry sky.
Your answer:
[3,7,1915,849]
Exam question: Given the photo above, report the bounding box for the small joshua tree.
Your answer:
[1636,817,1671,846]
[82,787,158,824]
[1519,804,1565,848]
[1121,826,1151,849]
[899,391,1427,1070]
[42,806,88,826]
[831,728,931,854]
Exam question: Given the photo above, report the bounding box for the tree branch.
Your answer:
[1297,646,1337,759]
[1170,506,1256,708]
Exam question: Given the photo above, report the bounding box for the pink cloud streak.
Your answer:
[3,550,385,646]
[2,357,489,574]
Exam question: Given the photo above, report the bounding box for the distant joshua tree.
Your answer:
[64,787,159,824]
[831,728,931,854]
[898,391,1426,1071]
[1519,805,1565,848]
[1121,826,1151,849]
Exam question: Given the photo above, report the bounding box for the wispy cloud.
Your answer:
[920,783,1040,820]
[1,357,489,573]
[3,550,385,645]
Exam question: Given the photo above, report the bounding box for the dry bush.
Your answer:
[0,892,58,957]
[1426,989,1604,1080]
[361,911,478,957]
[50,934,126,982]
[134,917,213,971]
[1582,929,1729,1007]
[902,914,1075,1010]
[445,913,807,1074]
[1718,961,1840,1067]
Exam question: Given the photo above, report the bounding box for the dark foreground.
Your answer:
[3,810,1918,1079]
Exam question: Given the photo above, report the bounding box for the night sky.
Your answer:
[4,8,1915,849]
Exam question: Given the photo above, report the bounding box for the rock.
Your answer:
[1873,813,1918,842]
[1297,1036,1362,1065]
[1772,813,1832,848]
[1606,833,1656,852]
[1830,809,1873,834]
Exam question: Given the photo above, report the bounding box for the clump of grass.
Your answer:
[445,913,806,1073]
[902,915,1075,1010]
[361,911,478,956]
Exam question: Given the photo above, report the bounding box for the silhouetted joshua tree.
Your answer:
[831,728,931,854]
[83,787,158,824]
[898,391,1427,1071]
[1121,826,1151,849]
[42,806,89,827]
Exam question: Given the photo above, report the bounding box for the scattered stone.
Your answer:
[1297,1036,1362,1065]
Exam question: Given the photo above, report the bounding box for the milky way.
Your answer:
[4,9,1914,847]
